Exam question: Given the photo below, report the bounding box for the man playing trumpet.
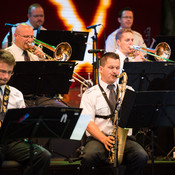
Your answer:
[6,23,45,61]
[115,28,145,73]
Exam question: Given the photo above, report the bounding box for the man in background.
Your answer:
[115,28,145,73]
[2,3,46,49]
[105,7,146,53]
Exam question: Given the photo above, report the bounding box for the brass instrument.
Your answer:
[30,38,92,88]
[131,42,172,62]
[33,38,72,61]
[108,72,128,166]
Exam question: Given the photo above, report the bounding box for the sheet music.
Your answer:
[70,114,91,140]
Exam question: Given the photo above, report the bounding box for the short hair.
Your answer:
[118,7,134,18]
[100,52,119,67]
[0,49,16,66]
[28,3,43,15]
[115,28,133,41]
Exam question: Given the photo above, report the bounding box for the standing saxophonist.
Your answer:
[80,52,148,175]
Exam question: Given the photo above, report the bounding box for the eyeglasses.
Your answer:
[121,16,133,19]
[0,69,14,75]
[17,33,34,39]
[32,15,44,18]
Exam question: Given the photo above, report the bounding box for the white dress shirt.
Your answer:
[80,80,133,136]
[105,27,146,53]
[115,49,127,74]
[6,43,40,61]
[0,85,25,109]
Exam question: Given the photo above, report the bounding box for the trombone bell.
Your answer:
[131,42,171,62]
[154,42,171,61]
[55,42,72,61]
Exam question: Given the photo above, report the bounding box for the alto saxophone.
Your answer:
[108,72,128,166]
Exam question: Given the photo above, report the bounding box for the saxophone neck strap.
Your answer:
[1,85,10,114]
[98,84,118,115]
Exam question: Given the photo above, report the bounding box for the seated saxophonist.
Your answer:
[79,52,148,175]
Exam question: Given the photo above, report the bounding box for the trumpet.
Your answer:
[29,38,92,88]
[130,42,173,62]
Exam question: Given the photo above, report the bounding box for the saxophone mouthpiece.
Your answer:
[113,74,118,78]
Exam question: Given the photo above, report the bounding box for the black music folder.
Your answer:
[8,61,75,95]
[123,62,175,91]
[36,30,89,61]
[126,91,175,128]
[0,107,90,142]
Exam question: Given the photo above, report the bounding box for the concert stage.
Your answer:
[1,157,175,175]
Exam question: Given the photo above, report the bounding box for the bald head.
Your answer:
[14,23,34,50]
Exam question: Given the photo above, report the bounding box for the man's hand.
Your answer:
[102,135,115,151]
[33,46,45,59]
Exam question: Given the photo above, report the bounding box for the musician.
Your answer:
[6,23,45,61]
[105,7,146,53]
[0,49,51,175]
[80,52,148,175]
[2,3,46,49]
[115,28,145,73]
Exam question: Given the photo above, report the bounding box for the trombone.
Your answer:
[131,42,173,62]
[30,38,92,88]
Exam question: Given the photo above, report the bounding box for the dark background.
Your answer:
[0,0,170,50]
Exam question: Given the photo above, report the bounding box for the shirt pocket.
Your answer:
[96,96,110,115]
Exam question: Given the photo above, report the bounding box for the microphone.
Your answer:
[88,49,104,53]
[5,23,17,27]
[86,24,101,29]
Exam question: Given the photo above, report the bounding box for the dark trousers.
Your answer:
[0,140,51,175]
[80,136,149,175]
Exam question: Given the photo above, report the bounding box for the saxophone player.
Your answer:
[80,52,148,175]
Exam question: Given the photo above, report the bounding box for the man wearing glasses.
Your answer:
[0,49,51,175]
[2,3,46,49]
[105,7,146,53]
[6,23,45,61]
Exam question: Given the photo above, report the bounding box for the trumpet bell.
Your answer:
[54,42,72,61]
[155,42,171,61]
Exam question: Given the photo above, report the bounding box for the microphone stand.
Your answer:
[7,27,13,47]
[91,27,100,85]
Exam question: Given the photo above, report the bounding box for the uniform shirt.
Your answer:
[0,85,25,110]
[6,43,40,61]
[80,80,133,136]
[2,20,46,49]
[115,49,127,74]
[105,27,146,53]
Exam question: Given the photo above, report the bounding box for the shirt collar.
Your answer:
[26,20,34,28]
[0,85,6,95]
[99,80,117,91]
[12,43,25,56]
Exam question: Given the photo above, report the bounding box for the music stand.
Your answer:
[36,30,89,61]
[7,61,75,95]
[0,106,89,174]
[123,62,175,91]
[124,91,175,175]
[111,89,136,175]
